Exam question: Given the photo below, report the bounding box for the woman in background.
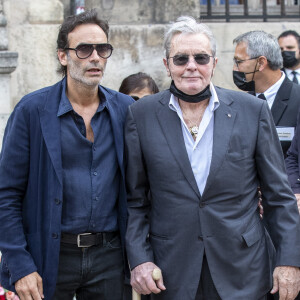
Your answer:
[119,72,159,100]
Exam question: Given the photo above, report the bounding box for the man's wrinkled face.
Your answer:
[163,33,217,95]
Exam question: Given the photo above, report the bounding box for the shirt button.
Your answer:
[297,178,300,182]
[93,171,97,176]
[55,198,61,205]
[52,233,58,239]
[95,196,99,201]
[92,224,95,228]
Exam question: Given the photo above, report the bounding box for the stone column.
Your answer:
[0,0,18,149]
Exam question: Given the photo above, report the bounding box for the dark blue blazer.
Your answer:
[0,78,133,299]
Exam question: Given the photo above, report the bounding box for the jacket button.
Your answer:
[199,202,205,208]
[55,198,61,205]
[52,233,58,239]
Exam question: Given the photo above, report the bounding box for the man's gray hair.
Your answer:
[233,31,283,70]
[163,16,217,58]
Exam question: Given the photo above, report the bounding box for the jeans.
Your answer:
[52,234,124,300]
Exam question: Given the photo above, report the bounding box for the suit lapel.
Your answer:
[156,92,201,199]
[39,81,63,186]
[202,89,236,196]
[271,77,291,125]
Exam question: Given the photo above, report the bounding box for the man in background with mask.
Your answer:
[233,30,300,157]
[278,30,300,84]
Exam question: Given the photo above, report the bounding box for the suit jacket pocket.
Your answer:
[149,233,169,241]
[225,150,251,162]
[242,221,263,247]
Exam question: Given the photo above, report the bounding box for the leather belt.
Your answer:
[61,231,118,248]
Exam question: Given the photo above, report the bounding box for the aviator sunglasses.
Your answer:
[64,43,113,59]
[169,53,214,66]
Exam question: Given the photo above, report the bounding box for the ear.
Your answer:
[257,56,268,71]
[210,57,218,78]
[57,49,68,67]
[163,58,171,77]
[213,56,218,71]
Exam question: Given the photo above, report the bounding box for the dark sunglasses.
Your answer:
[64,43,113,59]
[169,53,214,66]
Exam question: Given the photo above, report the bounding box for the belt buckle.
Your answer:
[77,232,92,247]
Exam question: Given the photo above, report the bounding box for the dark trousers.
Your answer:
[123,282,150,300]
[195,256,268,300]
[52,235,124,300]
[195,256,222,300]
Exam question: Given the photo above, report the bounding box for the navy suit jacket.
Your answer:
[125,87,300,300]
[0,78,133,299]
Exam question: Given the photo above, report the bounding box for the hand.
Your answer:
[294,194,300,214]
[271,266,300,300]
[15,272,44,300]
[131,262,166,295]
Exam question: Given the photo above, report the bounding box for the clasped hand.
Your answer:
[131,262,166,295]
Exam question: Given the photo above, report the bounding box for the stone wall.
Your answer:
[1,0,300,149]
[3,0,63,107]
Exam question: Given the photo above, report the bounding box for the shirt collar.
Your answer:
[285,67,300,76]
[169,82,220,113]
[255,71,285,99]
[57,79,108,117]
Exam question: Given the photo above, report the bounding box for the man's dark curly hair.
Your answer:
[57,9,109,76]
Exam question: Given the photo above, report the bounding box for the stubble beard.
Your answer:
[67,56,105,88]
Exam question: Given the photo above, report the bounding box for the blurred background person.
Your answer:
[119,72,159,100]
[278,30,300,84]
[233,30,300,157]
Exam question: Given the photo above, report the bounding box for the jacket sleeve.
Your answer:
[124,105,154,270]
[0,104,37,285]
[285,122,300,193]
[255,101,300,267]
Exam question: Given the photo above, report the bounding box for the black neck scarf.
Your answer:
[169,81,212,103]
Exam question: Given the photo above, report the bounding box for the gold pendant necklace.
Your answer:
[180,101,209,140]
[190,125,199,137]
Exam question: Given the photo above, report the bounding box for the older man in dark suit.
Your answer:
[233,30,300,157]
[125,17,300,300]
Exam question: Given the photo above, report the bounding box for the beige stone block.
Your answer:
[9,24,61,106]
[154,0,200,23]
[28,0,63,24]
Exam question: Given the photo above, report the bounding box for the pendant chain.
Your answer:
[180,102,209,140]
